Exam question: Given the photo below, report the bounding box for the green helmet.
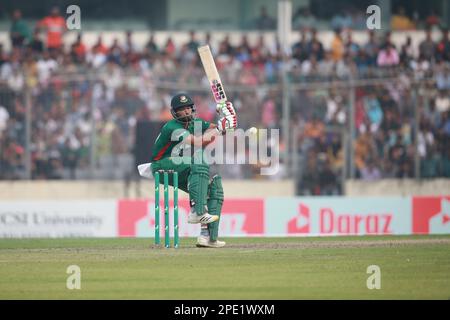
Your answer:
[170,93,196,123]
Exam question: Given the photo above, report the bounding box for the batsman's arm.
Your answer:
[183,125,220,147]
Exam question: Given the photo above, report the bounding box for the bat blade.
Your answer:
[198,45,228,104]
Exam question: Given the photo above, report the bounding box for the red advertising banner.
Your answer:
[412,196,450,234]
[117,199,264,237]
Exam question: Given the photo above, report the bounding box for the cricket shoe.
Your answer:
[187,212,219,224]
[196,236,226,248]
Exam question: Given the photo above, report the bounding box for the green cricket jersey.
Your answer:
[151,118,211,161]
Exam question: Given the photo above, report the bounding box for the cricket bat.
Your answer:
[197,45,228,104]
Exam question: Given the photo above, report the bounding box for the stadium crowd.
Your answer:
[0,8,449,196]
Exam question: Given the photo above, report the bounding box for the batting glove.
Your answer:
[216,101,236,117]
[216,114,237,133]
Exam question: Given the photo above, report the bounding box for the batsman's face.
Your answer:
[176,105,193,118]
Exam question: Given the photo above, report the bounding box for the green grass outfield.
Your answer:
[0,235,449,299]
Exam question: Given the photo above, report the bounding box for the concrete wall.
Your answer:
[345,179,450,196]
[0,179,295,200]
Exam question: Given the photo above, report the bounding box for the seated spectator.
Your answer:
[377,44,399,67]
[360,159,382,181]
[410,53,431,79]
[435,90,450,114]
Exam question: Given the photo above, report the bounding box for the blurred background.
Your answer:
[0,0,449,199]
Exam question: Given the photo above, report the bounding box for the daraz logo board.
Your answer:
[265,197,411,236]
[412,196,450,234]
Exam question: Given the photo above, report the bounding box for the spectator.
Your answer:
[37,6,67,52]
[345,31,360,58]
[186,30,199,52]
[435,90,450,114]
[28,29,44,54]
[307,28,324,61]
[293,7,317,31]
[330,9,353,30]
[330,29,344,62]
[436,29,450,62]
[363,30,379,66]
[419,29,436,61]
[360,159,382,181]
[391,7,415,30]
[10,9,31,48]
[425,9,441,30]
[70,33,86,63]
[377,44,400,67]
[0,105,9,135]
[254,6,276,30]
[145,33,159,55]
[399,36,415,66]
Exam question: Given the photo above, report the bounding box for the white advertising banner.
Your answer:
[0,200,117,238]
[265,197,412,236]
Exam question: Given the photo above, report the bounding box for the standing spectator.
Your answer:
[293,7,317,31]
[330,29,344,62]
[391,7,415,30]
[186,30,199,52]
[436,29,450,62]
[425,9,441,30]
[70,33,86,64]
[399,36,415,66]
[28,29,44,54]
[10,9,31,48]
[88,36,108,68]
[345,32,360,58]
[37,6,67,52]
[307,28,324,61]
[254,6,276,30]
[363,30,379,66]
[419,29,436,62]
[292,29,308,62]
[330,9,353,31]
[145,33,159,55]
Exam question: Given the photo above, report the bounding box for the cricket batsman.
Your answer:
[151,93,237,248]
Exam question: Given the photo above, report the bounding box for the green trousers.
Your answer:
[151,156,223,241]
[151,157,192,193]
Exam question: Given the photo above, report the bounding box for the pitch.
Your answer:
[0,236,449,299]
